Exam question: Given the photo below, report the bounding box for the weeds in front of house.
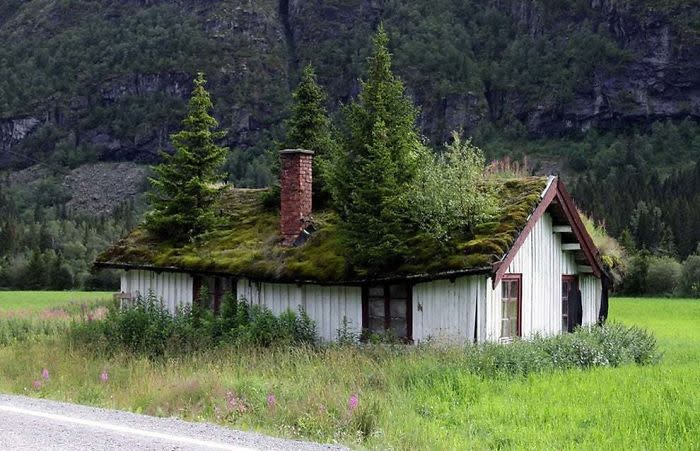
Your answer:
[0,296,695,449]
[68,291,318,358]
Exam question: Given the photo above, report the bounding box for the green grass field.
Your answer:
[0,296,697,449]
[0,291,112,312]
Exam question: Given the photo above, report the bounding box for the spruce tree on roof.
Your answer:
[145,72,228,241]
[283,64,335,202]
[328,25,427,269]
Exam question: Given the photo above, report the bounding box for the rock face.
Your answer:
[63,162,148,215]
[0,0,697,171]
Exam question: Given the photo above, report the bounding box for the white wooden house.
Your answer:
[96,149,608,343]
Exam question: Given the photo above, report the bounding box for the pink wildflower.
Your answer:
[41,368,50,380]
[32,380,42,391]
[267,393,277,410]
[225,391,247,414]
[100,370,109,383]
[348,393,359,412]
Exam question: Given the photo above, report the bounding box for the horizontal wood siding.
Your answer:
[412,276,484,344]
[120,270,193,313]
[236,279,362,342]
[580,275,602,326]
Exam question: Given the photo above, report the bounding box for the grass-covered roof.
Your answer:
[95,176,549,284]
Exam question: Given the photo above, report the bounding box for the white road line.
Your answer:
[0,404,256,451]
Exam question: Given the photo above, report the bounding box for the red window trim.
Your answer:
[501,274,522,339]
[562,275,578,332]
[362,283,413,342]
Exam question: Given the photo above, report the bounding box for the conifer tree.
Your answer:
[328,25,427,269]
[145,72,228,241]
[283,64,335,200]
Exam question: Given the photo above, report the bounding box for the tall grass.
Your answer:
[0,297,696,449]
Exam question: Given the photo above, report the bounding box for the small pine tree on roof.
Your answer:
[327,25,427,269]
[145,72,228,241]
[283,64,335,202]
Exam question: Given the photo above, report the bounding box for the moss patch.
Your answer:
[96,177,549,282]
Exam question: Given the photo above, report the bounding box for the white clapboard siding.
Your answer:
[236,278,362,342]
[120,270,193,313]
[412,275,485,344]
[580,275,602,326]
[485,212,603,341]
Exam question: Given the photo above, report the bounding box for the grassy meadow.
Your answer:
[0,295,698,449]
[0,291,112,312]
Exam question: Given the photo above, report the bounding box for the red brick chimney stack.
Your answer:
[279,149,314,246]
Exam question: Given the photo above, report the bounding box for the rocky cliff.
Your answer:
[0,0,697,175]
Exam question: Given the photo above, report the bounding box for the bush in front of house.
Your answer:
[459,322,659,377]
[69,291,319,357]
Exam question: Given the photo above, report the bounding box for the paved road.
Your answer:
[0,394,346,451]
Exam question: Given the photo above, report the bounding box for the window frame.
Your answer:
[561,275,578,332]
[362,283,413,342]
[500,274,522,340]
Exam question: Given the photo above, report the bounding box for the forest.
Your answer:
[0,0,698,293]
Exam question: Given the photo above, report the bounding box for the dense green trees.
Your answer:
[145,73,228,241]
[327,26,428,269]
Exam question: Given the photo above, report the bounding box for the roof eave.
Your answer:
[94,261,492,286]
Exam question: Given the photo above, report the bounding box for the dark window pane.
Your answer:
[369,299,385,318]
[390,319,407,338]
[369,318,384,333]
[389,284,408,299]
[390,299,406,318]
[369,286,384,297]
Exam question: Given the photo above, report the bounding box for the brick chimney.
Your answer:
[279,149,314,246]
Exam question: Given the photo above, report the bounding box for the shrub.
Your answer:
[620,253,649,294]
[69,292,318,356]
[680,255,700,297]
[402,132,495,243]
[460,322,658,377]
[646,256,682,295]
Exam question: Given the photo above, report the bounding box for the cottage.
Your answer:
[95,149,608,343]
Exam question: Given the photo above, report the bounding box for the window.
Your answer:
[363,284,412,340]
[500,275,521,340]
[193,276,234,313]
[562,276,577,332]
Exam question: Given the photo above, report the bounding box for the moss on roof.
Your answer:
[96,177,549,283]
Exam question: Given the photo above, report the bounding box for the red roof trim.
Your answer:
[492,177,603,288]
[555,179,603,278]
[493,178,558,287]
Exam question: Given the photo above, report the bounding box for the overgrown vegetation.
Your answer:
[69,291,319,358]
[404,132,496,243]
[0,295,691,449]
[98,28,530,282]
